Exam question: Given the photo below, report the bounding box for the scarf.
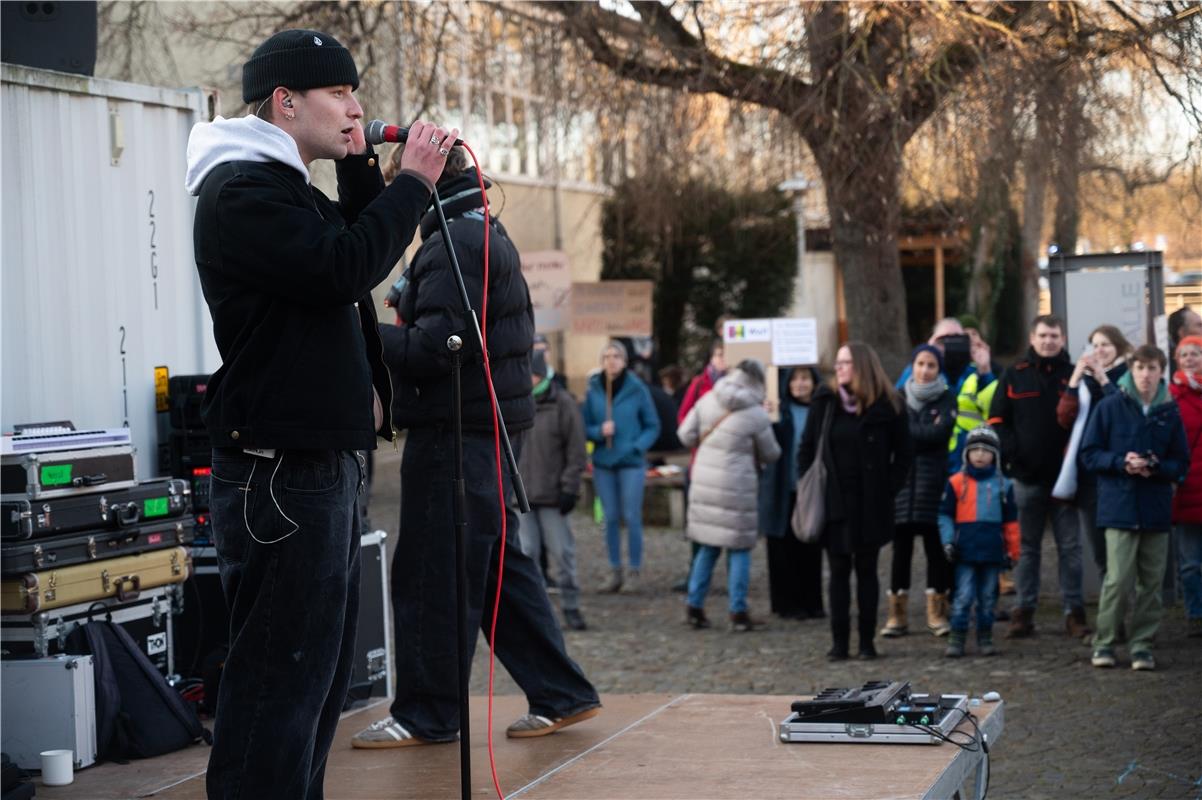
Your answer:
[1174,369,1202,393]
[904,376,948,413]
[606,368,627,398]
[532,375,552,398]
[1118,371,1169,412]
[837,384,859,415]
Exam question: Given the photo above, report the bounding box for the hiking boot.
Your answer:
[826,646,849,662]
[1091,647,1116,668]
[686,605,711,629]
[857,641,878,660]
[944,629,966,658]
[1130,650,1156,671]
[619,569,640,594]
[926,589,951,637]
[880,590,908,637]
[506,706,601,738]
[1005,607,1035,639]
[977,631,997,657]
[729,611,764,632]
[599,568,623,593]
[563,608,588,631]
[1065,607,1091,641]
[351,717,438,749]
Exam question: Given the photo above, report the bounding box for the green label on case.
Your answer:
[144,497,170,518]
[40,465,72,486]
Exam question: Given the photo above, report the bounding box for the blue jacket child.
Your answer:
[937,426,1020,655]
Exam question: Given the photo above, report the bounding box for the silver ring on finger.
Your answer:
[438,147,450,157]
[429,134,440,145]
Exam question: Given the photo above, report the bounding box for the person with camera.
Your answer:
[185,28,456,798]
[357,143,600,748]
[988,315,1089,640]
[1080,345,1189,671]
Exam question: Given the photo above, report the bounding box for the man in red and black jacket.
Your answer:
[988,314,1089,640]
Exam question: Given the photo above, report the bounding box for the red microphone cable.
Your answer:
[459,142,507,800]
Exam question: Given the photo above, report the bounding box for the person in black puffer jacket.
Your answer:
[884,345,956,639]
[361,149,600,749]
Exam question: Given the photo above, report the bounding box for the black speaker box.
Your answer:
[1,1,98,77]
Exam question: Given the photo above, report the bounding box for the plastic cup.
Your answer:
[40,749,74,786]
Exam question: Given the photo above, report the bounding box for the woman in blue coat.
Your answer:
[583,340,661,594]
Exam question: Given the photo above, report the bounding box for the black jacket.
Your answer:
[798,388,912,554]
[988,347,1074,485]
[193,154,429,450]
[380,170,535,434]
[518,382,588,506]
[895,389,957,525]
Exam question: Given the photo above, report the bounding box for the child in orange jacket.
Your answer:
[938,426,1020,657]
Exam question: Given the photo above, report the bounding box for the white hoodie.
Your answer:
[184,115,309,196]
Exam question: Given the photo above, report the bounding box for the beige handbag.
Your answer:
[791,404,833,544]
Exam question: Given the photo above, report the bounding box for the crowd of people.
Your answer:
[521,313,1202,673]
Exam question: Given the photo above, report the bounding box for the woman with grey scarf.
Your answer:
[883,344,957,638]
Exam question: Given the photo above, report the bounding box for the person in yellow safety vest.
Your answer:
[948,329,1000,472]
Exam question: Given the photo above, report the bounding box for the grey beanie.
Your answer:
[242,29,359,104]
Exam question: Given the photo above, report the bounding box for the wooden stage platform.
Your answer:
[33,693,1003,799]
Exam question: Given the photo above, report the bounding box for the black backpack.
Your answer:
[67,620,210,760]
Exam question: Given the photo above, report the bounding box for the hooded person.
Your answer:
[358,138,601,748]
[678,359,781,630]
[186,29,455,800]
[514,349,590,632]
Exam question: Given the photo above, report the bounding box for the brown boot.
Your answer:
[1065,607,1091,641]
[999,571,1016,596]
[926,589,951,637]
[880,590,908,637]
[1005,607,1035,639]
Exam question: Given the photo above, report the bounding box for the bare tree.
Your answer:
[548,0,1202,371]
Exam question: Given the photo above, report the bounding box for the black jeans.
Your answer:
[766,530,824,617]
[890,522,951,594]
[827,545,881,652]
[206,448,366,800]
[390,428,599,741]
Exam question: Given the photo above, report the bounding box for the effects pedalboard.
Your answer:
[780,681,970,744]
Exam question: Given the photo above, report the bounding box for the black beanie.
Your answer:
[242,29,359,104]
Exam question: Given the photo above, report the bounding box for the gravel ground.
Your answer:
[369,448,1202,799]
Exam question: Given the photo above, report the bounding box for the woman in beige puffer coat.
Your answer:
[677,359,781,630]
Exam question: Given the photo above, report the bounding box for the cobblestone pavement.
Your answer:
[369,450,1201,799]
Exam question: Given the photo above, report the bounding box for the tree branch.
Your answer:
[548,1,813,116]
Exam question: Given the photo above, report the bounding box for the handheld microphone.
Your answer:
[365,119,463,147]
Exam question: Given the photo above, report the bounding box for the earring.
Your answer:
[285,113,295,120]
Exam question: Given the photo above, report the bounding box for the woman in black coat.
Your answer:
[757,366,826,619]
[798,342,911,660]
[884,344,956,639]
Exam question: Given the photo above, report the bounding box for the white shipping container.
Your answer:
[2,64,219,478]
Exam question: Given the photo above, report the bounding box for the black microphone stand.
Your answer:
[430,182,530,800]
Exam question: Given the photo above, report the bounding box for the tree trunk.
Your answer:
[1019,87,1059,329]
[819,147,910,377]
[969,87,1018,340]
[1051,74,1085,254]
